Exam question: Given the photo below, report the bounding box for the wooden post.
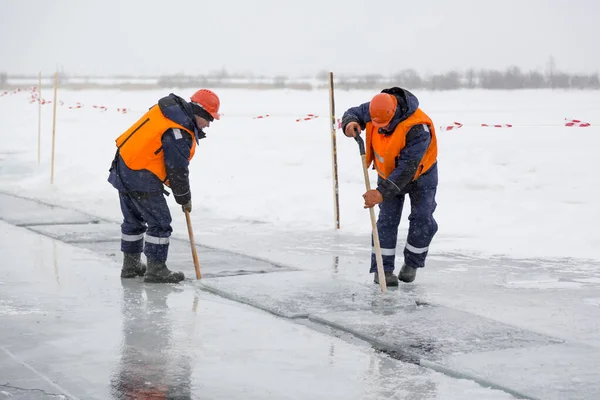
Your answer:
[184,210,202,279]
[50,72,58,184]
[37,72,42,164]
[354,132,386,293]
[328,72,340,229]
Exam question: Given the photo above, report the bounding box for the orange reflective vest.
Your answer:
[366,108,437,180]
[115,105,196,184]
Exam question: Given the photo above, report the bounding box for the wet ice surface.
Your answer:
[200,271,417,318]
[2,193,600,399]
[0,193,101,227]
[192,219,600,349]
[191,219,600,399]
[0,220,517,400]
[0,194,295,279]
[2,89,600,399]
[0,386,67,400]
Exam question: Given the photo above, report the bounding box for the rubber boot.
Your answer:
[399,264,417,283]
[373,271,399,287]
[120,253,146,278]
[144,258,185,284]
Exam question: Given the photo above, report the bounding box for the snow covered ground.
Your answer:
[1,87,599,399]
[1,87,599,261]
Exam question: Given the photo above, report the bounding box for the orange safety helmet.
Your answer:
[190,89,220,120]
[369,93,397,127]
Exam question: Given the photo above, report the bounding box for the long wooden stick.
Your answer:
[184,210,202,279]
[37,71,42,165]
[354,133,386,292]
[50,72,58,184]
[328,72,340,229]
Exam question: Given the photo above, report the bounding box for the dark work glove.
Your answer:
[182,200,192,213]
[173,190,191,206]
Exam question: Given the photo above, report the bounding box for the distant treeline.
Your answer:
[335,67,600,90]
[2,67,599,90]
[146,67,600,90]
[156,68,600,90]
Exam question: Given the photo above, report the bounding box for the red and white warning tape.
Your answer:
[565,118,590,127]
[481,123,513,128]
[440,122,463,131]
[1,87,34,97]
[296,113,319,122]
[0,87,596,128]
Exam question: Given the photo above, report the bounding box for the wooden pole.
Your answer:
[184,210,202,279]
[354,132,386,292]
[50,72,58,184]
[328,72,340,229]
[37,72,42,164]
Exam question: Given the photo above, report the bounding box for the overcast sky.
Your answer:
[1,0,598,77]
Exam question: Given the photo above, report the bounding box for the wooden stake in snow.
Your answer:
[185,210,202,279]
[37,71,42,165]
[50,72,58,184]
[353,130,386,293]
[328,72,340,230]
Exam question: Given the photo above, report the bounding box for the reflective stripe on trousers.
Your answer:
[370,176,438,272]
[118,191,172,261]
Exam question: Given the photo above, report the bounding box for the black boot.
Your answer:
[399,264,417,283]
[373,271,399,287]
[144,259,185,284]
[120,253,146,278]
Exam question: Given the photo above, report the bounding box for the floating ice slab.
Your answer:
[0,193,97,226]
[309,308,600,400]
[25,220,294,278]
[26,222,119,242]
[309,306,563,362]
[441,343,600,400]
[198,271,416,318]
[0,221,516,400]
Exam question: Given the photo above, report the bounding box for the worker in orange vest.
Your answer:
[108,89,220,283]
[341,87,438,286]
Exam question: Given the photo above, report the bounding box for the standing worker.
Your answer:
[341,87,438,286]
[108,90,220,283]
